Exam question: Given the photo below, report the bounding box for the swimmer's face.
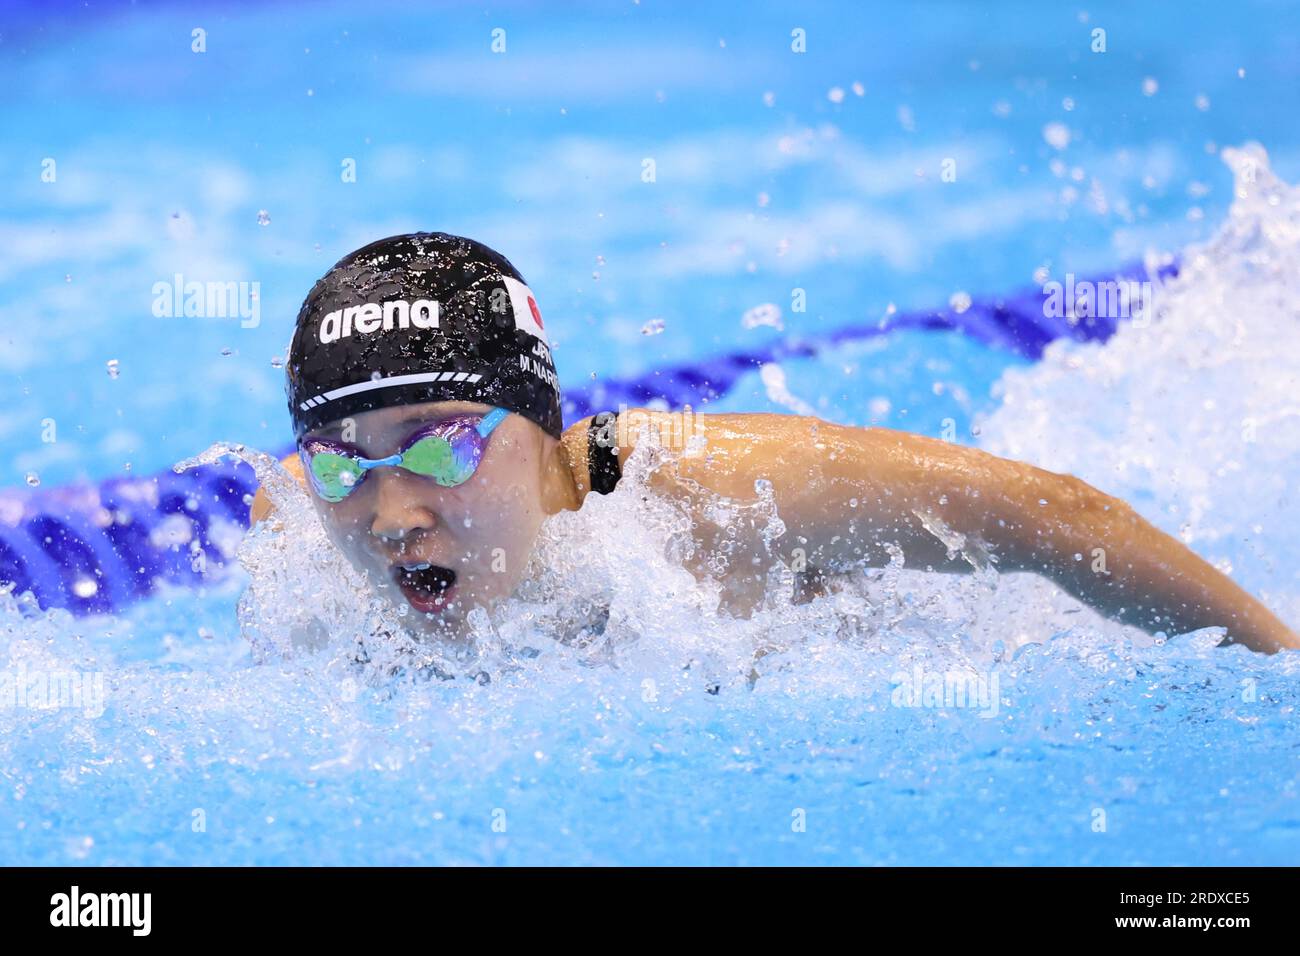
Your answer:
[300,401,556,629]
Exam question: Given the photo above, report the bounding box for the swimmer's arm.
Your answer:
[247,454,305,525]
[597,411,1298,654]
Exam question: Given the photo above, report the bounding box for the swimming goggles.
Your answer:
[299,408,509,502]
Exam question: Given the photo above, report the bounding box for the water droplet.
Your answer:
[1142,77,1159,96]
[270,356,284,369]
[106,359,120,378]
[221,347,233,356]
[742,303,783,331]
[641,318,665,336]
[256,209,271,226]
[72,577,98,598]
[949,291,972,314]
[65,835,94,859]
[1043,122,1071,150]
[24,472,39,487]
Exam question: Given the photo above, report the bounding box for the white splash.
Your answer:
[976,143,1300,626]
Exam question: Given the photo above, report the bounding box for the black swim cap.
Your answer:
[286,232,562,440]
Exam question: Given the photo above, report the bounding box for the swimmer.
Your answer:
[251,232,1300,654]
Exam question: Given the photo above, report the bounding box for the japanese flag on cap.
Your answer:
[502,275,548,345]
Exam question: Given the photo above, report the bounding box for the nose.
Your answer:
[366,468,438,543]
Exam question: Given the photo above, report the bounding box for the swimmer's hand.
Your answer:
[248,454,305,525]
[601,411,1299,654]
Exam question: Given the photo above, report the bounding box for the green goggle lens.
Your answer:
[400,435,464,486]
[309,451,366,503]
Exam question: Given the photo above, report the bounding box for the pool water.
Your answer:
[2,1,1299,865]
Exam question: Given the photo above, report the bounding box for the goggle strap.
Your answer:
[476,407,509,438]
[356,453,402,470]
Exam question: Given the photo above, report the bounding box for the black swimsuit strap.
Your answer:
[587,411,622,495]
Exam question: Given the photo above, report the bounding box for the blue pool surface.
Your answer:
[1,1,1299,865]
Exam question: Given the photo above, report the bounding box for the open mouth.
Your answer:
[391,563,458,614]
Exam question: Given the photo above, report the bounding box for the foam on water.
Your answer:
[977,143,1300,620]
[2,145,1299,865]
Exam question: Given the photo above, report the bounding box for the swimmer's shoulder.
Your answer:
[563,406,709,499]
[559,405,740,500]
[248,453,304,525]
[560,410,632,500]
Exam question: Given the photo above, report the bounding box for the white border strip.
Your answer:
[299,370,484,412]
